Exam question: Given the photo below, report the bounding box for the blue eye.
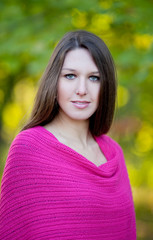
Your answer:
[65,74,76,80]
[89,76,100,82]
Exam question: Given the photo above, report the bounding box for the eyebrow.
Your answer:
[62,68,100,74]
[62,68,76,71]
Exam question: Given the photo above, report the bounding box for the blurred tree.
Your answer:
[0,0,153,239]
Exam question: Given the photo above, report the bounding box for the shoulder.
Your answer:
[3,127,39,169]
[2,126,51,175]
[4,126,59,169]
[95,134,125,163]
[9,126,54,154]
[97,134,123,152]
[1,126,52,192]
[11,126,42,146]
[7,127,38,156]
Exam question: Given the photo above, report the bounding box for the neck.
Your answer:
[47,114,92,147]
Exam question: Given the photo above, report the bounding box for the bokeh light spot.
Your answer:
[117,85,130,107]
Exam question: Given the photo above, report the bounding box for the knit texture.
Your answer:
[0,126,136,240]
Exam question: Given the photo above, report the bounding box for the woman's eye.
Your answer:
[89,76,100,82]
[65,74,75,80]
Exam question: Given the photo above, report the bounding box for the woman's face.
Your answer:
[57,48,101,123]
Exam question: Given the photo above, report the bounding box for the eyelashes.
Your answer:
[89,76,100,81]
[65,74,76,80]
[64,74,100,82]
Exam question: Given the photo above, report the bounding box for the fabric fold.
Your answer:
[0,126,136,240]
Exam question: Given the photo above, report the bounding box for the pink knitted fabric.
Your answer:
[0,126,136,240]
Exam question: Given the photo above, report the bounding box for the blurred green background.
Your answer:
[0,0,153,239]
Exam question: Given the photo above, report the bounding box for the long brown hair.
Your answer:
[22,30,117,136]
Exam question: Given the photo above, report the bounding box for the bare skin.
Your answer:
[44,49,107,167]
[44,116,107,167]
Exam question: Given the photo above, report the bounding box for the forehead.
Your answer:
[62,48,98,71]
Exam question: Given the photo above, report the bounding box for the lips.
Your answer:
[71,101,90,109]
[72,101,90,104]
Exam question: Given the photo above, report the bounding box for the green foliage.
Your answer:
[0,0,153,239]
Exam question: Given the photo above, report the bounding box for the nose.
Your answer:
[75,78,87,96]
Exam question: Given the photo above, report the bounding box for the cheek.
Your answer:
[58,79,75,100]
[57,80,71,103]
[57,79,65,98]
[92,84,101,101]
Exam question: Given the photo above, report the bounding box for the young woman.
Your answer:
[0,30,136,239]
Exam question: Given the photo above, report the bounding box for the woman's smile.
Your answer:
[57,48,100,122]
[71,100,90,109]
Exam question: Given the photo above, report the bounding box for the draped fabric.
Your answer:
[0,126,136,240]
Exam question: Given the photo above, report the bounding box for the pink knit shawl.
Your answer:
[0,126,136,239]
